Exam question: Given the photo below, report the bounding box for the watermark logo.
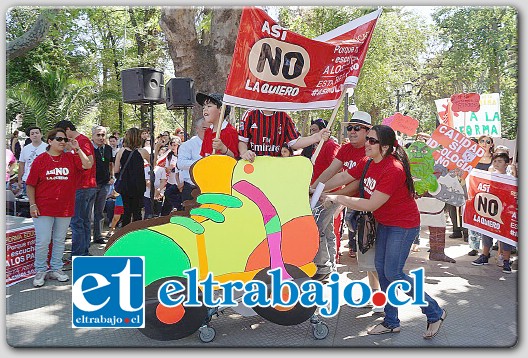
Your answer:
[72,256,145,328]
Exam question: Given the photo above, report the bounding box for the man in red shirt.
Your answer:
[54,120,96,258]
[309,111,372,281]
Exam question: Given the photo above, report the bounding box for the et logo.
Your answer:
[72,256,145,328]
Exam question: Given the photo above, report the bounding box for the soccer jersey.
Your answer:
[348,155,419,228]
[238,110,300,156]
[201,121,240,158]
[25,152,85,217]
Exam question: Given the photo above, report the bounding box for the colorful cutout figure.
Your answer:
[104,155,320,341]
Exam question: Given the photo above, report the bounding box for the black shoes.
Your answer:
[92,239,106,244]
[467,249,479,256]
[312,273,330,281]
[449,232,462,239]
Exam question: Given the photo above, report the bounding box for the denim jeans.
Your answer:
[468,230,482,250]
[71,187,97,256]
[375,224,443,328]
[33,216,71,272]
[345,209,358,252]
[162,184,183,215]
[93,183,110,241]
[313,201,339,274]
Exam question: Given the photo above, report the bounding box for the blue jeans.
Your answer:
[313,202,339,274]
[33,216,71,272]
[71,187,97,256]
[93,183,110,241]
[375,224,443,328]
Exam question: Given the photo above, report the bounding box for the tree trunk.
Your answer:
[7,9,57,60]
[160,7,242,122]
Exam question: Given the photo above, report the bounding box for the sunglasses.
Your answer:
[51,136,69,143]
[95,133,106,137]
[347,124,366,132]
[365,136,380,145]
[479,139,492,145]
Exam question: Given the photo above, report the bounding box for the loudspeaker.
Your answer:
[121,67,165,104]
[165,77,194,109]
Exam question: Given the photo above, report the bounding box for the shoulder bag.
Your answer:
[114,149,136,194]
[356,159,377,254]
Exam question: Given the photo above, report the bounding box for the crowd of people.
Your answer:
[5,93,517,340]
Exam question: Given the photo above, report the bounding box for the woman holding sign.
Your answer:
[322,125,447,339]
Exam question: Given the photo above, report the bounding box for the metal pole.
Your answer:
[149,103,155,217]
[183,107,188,141]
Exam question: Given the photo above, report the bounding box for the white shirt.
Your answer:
[177,135,203,185]
[18,142,48,182]
[144,165,166,198]
[165,154,179,185]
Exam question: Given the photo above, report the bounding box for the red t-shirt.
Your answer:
[311,139,340,184]
[348,155,419,228]
[26,152,85,217]
[238,110,300,156]
[336,143,368,172]
[200,122,240,158]
[76,133,96,188]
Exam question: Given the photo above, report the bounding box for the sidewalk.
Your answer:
[5,225,518,348]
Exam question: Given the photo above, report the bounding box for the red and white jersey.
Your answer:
[238,110,300,156]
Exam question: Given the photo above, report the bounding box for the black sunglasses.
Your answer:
[479,139,492,145]
[365,136,380,145]
[51,136,69,143]
[347,124,366,132]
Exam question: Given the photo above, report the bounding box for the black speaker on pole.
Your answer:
[121,67,165,104]
[165,77,194,109]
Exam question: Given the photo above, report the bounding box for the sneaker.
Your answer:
[467,249,479,256]
[472,254,489,266]
[502,260,512,273]
[47,269,69,282]
[33,271,47,287]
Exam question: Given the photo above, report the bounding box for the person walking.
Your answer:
[26,128,92,287]
[54,120,96,257]
[91,126,114,244]
[323,125,447,339]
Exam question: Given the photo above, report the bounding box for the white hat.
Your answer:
[350,111,372,127]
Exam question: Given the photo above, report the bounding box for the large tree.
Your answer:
[160,7,242,122]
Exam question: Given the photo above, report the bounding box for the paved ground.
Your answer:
[5,223,519,349]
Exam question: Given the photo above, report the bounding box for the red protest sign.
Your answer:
[427,124,485,179]
[382,114,395,126]
[6,224,37,286]
[450,92,481,112]
[224,7,381,111]
[389,112,419,136]
[463,169,518,247]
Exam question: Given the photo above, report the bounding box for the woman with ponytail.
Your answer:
[323,125,446,339]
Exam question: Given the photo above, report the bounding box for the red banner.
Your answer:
[427,124,485,179]
[224,7,381,110]
[463,169,518,247]
[6,225,37,287]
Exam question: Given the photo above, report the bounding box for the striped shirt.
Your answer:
[238,110,301,156]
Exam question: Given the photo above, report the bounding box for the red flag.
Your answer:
[224,7,381,111]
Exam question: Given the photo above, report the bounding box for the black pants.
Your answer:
[181,181,197,203]
[121,193,143,226]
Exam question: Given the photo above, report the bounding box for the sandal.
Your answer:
[367,322,400,335]
[423,309,447,339]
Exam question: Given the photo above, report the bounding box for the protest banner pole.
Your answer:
[311,90,347,164]
[213,103,227,154]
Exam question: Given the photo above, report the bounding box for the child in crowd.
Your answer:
[196,92,239,158]
[280,143,293,157]
[471,152,515,273]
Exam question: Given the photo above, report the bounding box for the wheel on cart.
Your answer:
[252,264,316,326]
[312,322,329,340]
[198,325,216,343]
[140,276,208,341]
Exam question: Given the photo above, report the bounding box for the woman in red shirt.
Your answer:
[323,125,446,339]
[26,128,92,288]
